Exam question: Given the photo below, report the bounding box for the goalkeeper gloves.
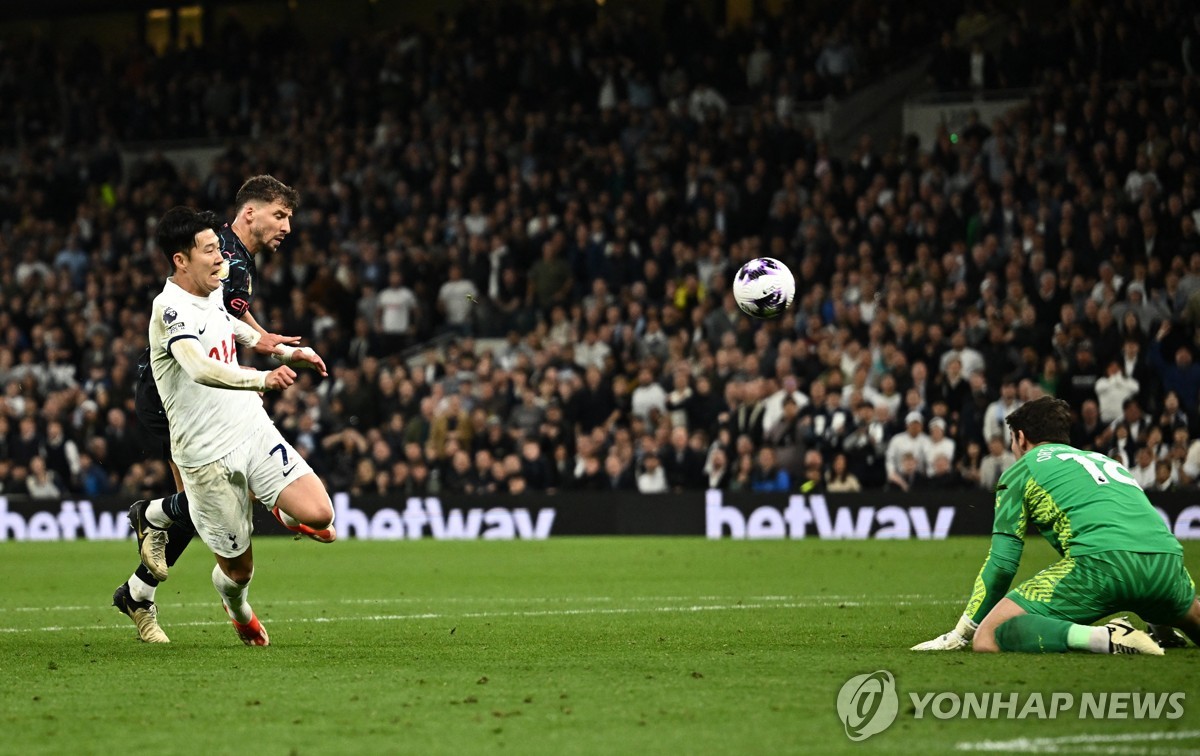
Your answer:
[911,614,978,651]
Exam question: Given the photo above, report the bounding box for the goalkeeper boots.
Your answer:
[1146,622,1189,649]
[1106,617,1165,656]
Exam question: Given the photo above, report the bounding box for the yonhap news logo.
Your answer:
[837,670,898,741]
[836,671,1187,741]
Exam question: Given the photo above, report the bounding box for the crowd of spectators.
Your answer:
[0,0,951,151]
[928,0,1198,93]
[2,0,1200,502]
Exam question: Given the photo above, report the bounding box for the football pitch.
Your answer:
[1,537,1198,755]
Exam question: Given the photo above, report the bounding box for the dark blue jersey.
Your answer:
[218,223,257,318]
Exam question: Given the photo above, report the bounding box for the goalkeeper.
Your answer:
[913,396,1199,655]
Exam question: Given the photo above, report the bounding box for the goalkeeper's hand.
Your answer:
[911,614,977,651]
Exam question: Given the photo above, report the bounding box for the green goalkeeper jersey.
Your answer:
[964,442,1183,624]
[993,443,1182,558]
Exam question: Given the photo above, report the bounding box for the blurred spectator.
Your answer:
[979,436,1017,491]
[739,445,783,492]
[635,453,668,494]
[886,412,929,489]
[661,426,704,492]
[918,454,963,490]
[704,445,732,490]
[1130,446,1158,490]
[956,440,984,489]
[1095,361,1141,424]
[26,457,64,499]
[825,452,862,493]
[794,449,825,494]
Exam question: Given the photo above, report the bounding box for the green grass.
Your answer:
[1,537,1198,755]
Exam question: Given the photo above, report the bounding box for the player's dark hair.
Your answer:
[236,175,299,211]
[1005,396,1071,446]
[156,207,221,272]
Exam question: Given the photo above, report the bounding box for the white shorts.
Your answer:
[179,424,313,558]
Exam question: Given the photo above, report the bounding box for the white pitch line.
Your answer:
[1051,748,1200,756]
[0,593,955,614]
[0,598,962,634]
[956,730,1200,753]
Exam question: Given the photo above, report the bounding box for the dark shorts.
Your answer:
[1008,551,1196,625]
[135,347,171,457]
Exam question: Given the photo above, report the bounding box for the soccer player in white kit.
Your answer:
[149,206,335,646]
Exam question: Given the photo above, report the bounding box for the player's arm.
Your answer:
[229,316,323,375]
[912,474,1027,651]
[963,532,1024,622]
[220,256,300,350]
[271,344,328,377]
[230,316,327,375]
[171,337,296,391]
[238,308,300,351]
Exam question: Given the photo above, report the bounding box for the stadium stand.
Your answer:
[1,0,1199,499]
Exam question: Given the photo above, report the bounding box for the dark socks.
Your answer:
[162,491,190,524]
[133,520,196,587]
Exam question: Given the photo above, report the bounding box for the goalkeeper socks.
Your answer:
[162,491,190,524]
[994,615,1072,653]
[145,498,172,529]
[212,565,254,624]
[128,574,156,603]
[1066,624,1113,654]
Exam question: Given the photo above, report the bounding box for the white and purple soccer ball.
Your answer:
[732,257,796,319]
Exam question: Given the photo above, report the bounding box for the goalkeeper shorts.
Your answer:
[1008,551,1195,625]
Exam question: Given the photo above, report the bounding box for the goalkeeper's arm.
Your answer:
[911,533,1023,651]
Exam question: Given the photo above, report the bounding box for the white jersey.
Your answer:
[150,278,272,467]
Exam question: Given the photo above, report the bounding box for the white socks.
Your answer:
[276,507,301,528]
[276,501,335,529]
[1090,626,1114,654]
[129,574,156,603]
[212,565,253,624]
[145,498,172,529]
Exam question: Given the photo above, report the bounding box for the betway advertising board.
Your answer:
[2,491,1199,542]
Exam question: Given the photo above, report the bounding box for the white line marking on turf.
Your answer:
[0,598,961,634]
[955,730,1200,753]
[0,593,954,614]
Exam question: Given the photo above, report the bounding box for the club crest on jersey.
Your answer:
[219,261,230,280]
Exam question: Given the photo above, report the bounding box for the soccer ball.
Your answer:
[732,257,796,319]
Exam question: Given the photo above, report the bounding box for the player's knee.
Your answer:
[226,565,254,585]
[972,633,999,653]
[307,497,334,529]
